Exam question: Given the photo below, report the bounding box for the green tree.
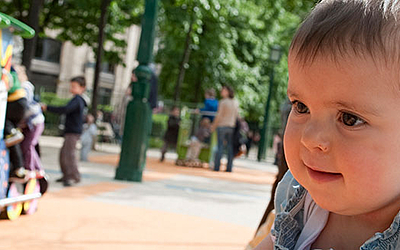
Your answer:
[1,0,142,65]
[1,0,142,115]
[155,0,316,129]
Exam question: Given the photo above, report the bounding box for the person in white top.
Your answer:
[210,86,239,172]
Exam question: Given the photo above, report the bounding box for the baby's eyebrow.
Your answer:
[332,101,380,117]
[286,88,299,98]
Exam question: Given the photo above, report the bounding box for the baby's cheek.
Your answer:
[339,145,387,188]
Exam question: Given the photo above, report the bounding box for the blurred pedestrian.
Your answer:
[211,85,239,172]
[80,114,97,161]
[184,117,211,166]
[42,76,89,187]
[160,106,180,162]
[5,66,29,179]
[246,130,254,158]
[200,89,218,122]
[18,66,46,178]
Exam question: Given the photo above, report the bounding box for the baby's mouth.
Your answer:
[304,165,343,182]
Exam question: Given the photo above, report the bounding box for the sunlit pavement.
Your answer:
[0,136,277,250]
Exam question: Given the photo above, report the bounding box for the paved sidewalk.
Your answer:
[0,136,277,250]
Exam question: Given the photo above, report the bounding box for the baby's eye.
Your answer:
[339,112,366,127]
[292,101,309,114]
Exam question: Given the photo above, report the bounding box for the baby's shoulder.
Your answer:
[274,171,304,214]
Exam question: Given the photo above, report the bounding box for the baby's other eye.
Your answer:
[292,101,309,114]
[339,112,366,127]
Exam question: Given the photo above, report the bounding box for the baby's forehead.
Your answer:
[289,52,398,74]
[288,53,400,98]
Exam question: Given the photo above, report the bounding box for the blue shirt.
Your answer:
[200,98,218,121]
[272,171,400,249]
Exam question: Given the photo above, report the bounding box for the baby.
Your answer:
[257,0,400,249]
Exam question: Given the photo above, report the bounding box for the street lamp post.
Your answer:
[257,45,282,162]
[115,0,159,182]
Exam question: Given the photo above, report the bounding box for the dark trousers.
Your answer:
[5,98,28,173]
[59,133,81,181]
[160,141,176,161]
[214,127,234,172]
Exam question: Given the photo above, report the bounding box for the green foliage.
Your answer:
[40,92,70,106]
[39,92,70,136]
[1,0,142,65]
[97,104,114,113]
[148,137,164,148]
[151,113,169,137]
[155,0,317,129]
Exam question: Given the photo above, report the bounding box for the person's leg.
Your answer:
[30,123,44,171]
[21,127,35,171]
[160,141,168,161]
[186,137,200,160]
[80,141,91,161]
[58,137,68,181]
[226,127,235,172]
[186,142,195,160]
[21,123,44,171]
[214,128,225,171]
[191,139,203,160]
[63,134,80,183]
[8,144,24,177]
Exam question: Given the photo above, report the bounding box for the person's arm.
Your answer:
[254,234,274,250]
[211,101,224,131]
[200,99,211,112]
[47,96,80,114]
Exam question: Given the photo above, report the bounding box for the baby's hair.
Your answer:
[70,76,86,88]
[205,89,216,98]
[290,0,400,65]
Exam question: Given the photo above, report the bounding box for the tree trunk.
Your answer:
[173,18,194,104]
[193,65,203,103]
[22,0,44,78]
[91,0,111,118]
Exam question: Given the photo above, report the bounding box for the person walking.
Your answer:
[211,86,239,172]
[160,106,180,162]
[42,76,88,186]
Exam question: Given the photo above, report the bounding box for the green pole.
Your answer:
[115,0,159,182]
[257,69,275,161]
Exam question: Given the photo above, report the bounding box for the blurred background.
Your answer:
[0,0,318,249]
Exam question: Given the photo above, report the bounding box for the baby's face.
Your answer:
[284,54,400,217]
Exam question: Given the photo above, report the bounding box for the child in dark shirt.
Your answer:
[42,76,88,186]
[160,106,180,162]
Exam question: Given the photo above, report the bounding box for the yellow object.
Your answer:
[246,210,276,249]
[7,88,25,102]
[23,178,37,212]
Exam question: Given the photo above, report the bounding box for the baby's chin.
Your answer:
[307,190,364,216]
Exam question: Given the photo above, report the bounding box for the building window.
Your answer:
[35,38,62,63]
[101,62,115,74]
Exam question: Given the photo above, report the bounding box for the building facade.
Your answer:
[25,25,142,109]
